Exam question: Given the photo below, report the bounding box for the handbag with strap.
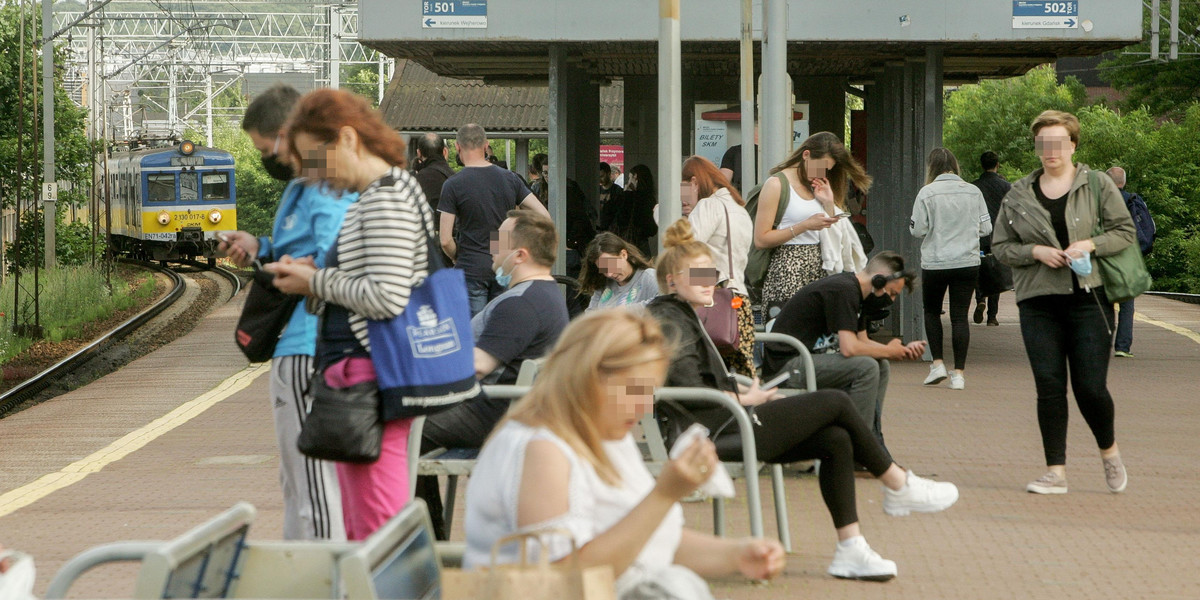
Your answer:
[366,212,481,421]
[441,530,616,600]
[1088,171,1151,304]
[743,173,790,304]
[296,373,383,464]
[693,203,741,355]
[977,253,1013,296]
[234,268,302,363]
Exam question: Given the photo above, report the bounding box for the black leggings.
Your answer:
[922,266,980,370]
[715,389,894,529]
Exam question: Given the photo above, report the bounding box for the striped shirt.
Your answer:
[310,167,433,353]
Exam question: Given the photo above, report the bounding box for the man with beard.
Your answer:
[762,251,925,457]
[217,83,354,541]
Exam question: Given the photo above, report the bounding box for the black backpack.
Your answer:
[1125,192,1156,255]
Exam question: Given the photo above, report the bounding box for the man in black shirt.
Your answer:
[971,151,1012,325]
[764,252,926,453]
[438,123,550,316]
[413,133,454,215]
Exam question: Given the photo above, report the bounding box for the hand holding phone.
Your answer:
[760,369,798,390]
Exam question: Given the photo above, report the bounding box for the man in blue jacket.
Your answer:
[219,84,354,541]
[1106,166,1155,358]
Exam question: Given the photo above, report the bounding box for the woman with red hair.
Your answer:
[681,155,756,376]
[269,88,439,539]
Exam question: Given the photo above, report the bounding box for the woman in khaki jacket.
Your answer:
[991,110,1136,496]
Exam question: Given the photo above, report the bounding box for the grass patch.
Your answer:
[0,266,156,363]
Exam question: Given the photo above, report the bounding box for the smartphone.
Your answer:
[760,369,798,390]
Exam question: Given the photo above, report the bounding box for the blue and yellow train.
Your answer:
[98,140,237,263]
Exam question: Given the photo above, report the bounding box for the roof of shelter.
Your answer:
[379,60,623,134]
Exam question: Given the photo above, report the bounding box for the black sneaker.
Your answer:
[973,302,986,324]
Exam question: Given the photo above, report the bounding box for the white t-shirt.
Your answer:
[776,184,824,245]
[588,268,660,310]
[463,421,684,590]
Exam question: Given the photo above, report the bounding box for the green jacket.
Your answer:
[992,163,1136,303]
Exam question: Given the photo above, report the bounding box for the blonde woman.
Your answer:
[754,132,872,317]
[462,310,785,598]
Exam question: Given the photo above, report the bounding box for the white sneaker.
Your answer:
[949,373,965,390]
[923,363,948,385]
[828,536,897,581]
[883,470,960,516]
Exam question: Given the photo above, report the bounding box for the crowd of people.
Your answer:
[211,84,1140,596]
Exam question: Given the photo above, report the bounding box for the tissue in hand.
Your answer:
[668,423,736,499]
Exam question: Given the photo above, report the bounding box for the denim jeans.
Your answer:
[1017,289,1116,466]
[466,276,504,317]
[1114,299,1135,353]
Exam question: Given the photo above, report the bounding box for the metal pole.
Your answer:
[43,0,56,269]
[739,0,756,192]
[1168,0,1180,60]
[168,58,178,137]
[377,54,386,104]
[205,73,214,147]
[760,0,789,178]
[14,0,27,323]
[657,0,682,255]
[1151,0,1161,60]
[87,0,97,142]
[329,1,341,89]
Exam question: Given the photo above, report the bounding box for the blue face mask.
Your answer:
[494,251,517,287]
[1069,250,1093,276]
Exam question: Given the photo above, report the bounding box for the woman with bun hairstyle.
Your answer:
[578,232,659,310]
[646,219,959,582]
[754,132,872,317]
[269,88,468,539]
[681,155,756,377]
[463,309,785,598]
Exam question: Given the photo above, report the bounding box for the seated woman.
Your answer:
[645,219,959,582]
[578,232,659,310]
[463,309,785,598]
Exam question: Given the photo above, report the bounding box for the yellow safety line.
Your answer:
[1135,312,1200,346]
[0,363,269,518]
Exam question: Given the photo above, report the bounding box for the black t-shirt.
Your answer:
[438,165,531,281]
[1033,179,1070,250]
[472,279,569,384]
[763,272,864,376]
[720,145,743,192]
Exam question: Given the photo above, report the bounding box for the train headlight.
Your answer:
[208,209,223,224]
[157,210,171,226]
[180,140,195,155]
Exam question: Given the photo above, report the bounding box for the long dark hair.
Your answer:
[770,131,872,209]
[578,232,654,297]
[628,164,656,199]
[925,147,960,184]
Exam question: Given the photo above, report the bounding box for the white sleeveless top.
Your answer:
[463,421,684,590]
[775,184,824,245]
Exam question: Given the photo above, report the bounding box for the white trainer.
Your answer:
[828,536,897,581]
[949,372,965,390]
[923,363,948,385]
[883,470,960,516]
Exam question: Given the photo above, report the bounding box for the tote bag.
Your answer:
[1088,171,1151,304]
[234,268,302,362]
[441,531,615,600]
[367,226,481,421]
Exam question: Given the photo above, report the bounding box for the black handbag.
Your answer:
[296,374,383,464]
[234,269,303,362]
[977,254,1013,296]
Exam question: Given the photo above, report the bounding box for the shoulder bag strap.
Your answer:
[772,172,792,228]
[720,202,735,281]
[1088,170,1104,237]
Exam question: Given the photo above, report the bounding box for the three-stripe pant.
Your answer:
[271,355,345,541]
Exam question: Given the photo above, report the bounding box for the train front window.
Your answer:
[202,172,230,201]
[180,171,199,202]
[147,174,175,202]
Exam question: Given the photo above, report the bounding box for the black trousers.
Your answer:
[1018,289,1116,466]
[715,389,893,529]
[922,266,979,370]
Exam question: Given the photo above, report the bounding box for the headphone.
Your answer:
[871,272,904,290]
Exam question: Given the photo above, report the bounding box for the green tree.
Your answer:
[208,121,284,237]
[1098,4,1200,119]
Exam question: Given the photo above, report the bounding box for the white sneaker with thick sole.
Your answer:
[828,536,897,581]
[949,373,965,390]
[923,363,948,385]
[883,470,960,516]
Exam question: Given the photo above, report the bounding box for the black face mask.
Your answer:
[260,154,295,182]
[861,292,895,319]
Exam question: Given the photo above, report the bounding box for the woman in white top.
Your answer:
[681,155,757,377]
[578,232,659,311]
[463,309,785,598]
[754,132,873,317]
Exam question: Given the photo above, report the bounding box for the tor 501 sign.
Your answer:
[422,0,487,29]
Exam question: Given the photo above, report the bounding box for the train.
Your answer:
[86,140,238,264]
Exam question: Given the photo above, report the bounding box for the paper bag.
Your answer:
[441,530,616,600]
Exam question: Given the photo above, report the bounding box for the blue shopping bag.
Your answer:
[367,238,480,421]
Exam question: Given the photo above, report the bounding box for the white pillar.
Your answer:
[657,0,682,254]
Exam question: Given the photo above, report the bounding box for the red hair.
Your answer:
[285,88,407,168]
[682,155,744,206]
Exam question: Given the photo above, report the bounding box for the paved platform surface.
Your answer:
[1,292,1198,599]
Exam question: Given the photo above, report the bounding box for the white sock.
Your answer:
[838,535,865,549]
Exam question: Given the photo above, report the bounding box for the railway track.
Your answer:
[0,259,241,418]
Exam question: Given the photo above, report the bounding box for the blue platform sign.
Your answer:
[1013,1,1079,28]
[422,0,487,29]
